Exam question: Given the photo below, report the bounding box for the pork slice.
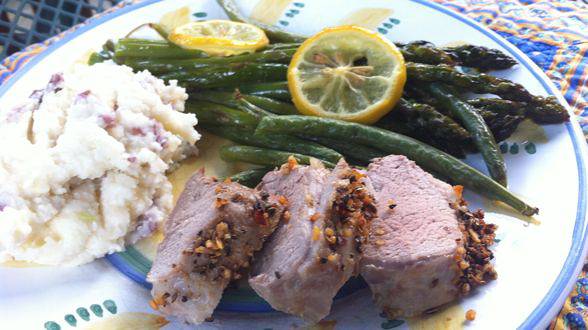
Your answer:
[147,171,284,324]
[250,159,377,322]
[361,155,496,318]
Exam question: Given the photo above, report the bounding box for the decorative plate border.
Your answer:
[0,0,585,327]
[106,246,368,312]
[407,1,588,327]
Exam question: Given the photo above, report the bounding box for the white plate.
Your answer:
[0,1,587,329]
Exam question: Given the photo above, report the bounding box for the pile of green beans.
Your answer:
[255,116,538,216]
[85,6,573,215]
[185,93,537,216]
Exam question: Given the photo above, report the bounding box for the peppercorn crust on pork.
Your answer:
[360,155,496,318]
[147,171,285,324]
[249,159,377,322]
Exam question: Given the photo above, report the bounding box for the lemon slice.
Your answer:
[288,26,406,124]
[168,20,269,56]
[159,6,191,34]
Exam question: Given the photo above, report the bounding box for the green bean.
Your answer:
[240,98,273,119]
[206,98,345,164]
[305,136,384,164]
[189,100,340,164]
[227,168,271,187]
[234,82,291,101]
[405,85,526,143]
[160,63,288,89]
[242,94,297,115]
[255,116,538,216]
[190,91,297,115]
[220,145,336,168]
[206,126,343,164]
[185,100,258,128]
[216,0,307,43]
[189,91,240,108]
[235,97,274,118]
[114,38,208,59]
[425,83,507,186]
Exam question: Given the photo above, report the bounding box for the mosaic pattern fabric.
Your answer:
[0,0,587,327]
[429,2,588,327]
[0,0,139,83]
[432,0,588,131]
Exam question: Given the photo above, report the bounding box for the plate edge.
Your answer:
[0,0,585,327]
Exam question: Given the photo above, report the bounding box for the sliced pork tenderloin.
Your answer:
[361,155,496,318]
[147,171,285,324]
[250,158,377,322]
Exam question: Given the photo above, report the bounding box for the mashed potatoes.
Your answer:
[0,62,200,265]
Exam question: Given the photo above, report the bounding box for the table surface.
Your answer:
[0,0,122,59]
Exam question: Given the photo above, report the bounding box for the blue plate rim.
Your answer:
[0,0,585,327]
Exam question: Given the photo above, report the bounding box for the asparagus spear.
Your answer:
[114,38,208,59]
[478,110,525,142]
[397,41,516,71]
[378,98,472,158]
[407,63,569,122]
[397,41,455,66]
[159,63,288,89]
[407,63,535,101]
[526,96,571,124]
[119,48,297,73]
[443,44,518,71]
[467,98,527,116]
